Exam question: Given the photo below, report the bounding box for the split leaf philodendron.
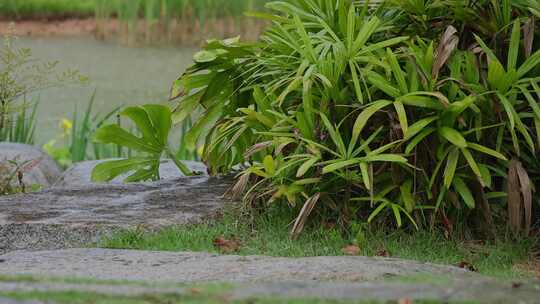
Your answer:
[91,105,194,182]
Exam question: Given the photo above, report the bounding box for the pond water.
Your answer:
[17,36,196,143]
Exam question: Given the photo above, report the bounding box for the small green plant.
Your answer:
[91,104,194,182]
[0,158,41,195]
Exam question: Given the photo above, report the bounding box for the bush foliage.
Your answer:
[167,0,540,237]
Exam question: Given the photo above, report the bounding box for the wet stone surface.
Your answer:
[0,176,233,253]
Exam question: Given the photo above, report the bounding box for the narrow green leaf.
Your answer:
[360,162,371,190]
[405,116,437,139]
[362,154,407,163]
[349,61,364,104]
[467,143,508,160]
[296,156,319,177]
[461,148,485,187]
[322,159,358,174]
[368,201,390,223]
[405,127,436,154]
[508,19,521,71]
[320,112,347,156]
[443,148,460,189]
[393,100,408,135]
[391,204,403,227]
[387,48,408,94]
[439,127,468,148]
[453,177,475,209]
[349,100,392,154]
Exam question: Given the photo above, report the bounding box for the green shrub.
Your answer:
[167,0,540,238]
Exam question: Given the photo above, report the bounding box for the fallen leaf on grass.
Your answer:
[375,248,390,257]
[342,245,361,256]
[398,298,413,304]
[213,236,241,253]
[457,261,478,272]
[512,282,524,289]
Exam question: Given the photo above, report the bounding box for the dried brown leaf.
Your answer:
[290,193,320,239]
[508,159,523,234]
[213,236,241,253]
[227,172,251,199]
[523,17,535,58]
[244,141,273,159]
[507,160,533,235]
[342,245,361,256]
[457,261,478,272]
[432,26,459,79]
[398,298,414,304]
[515,161,532,235]
[375,248,390,257]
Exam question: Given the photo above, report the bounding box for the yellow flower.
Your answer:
[59,119,73,135]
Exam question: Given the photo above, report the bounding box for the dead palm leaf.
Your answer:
[290,192,320,239]
[508,159,533,235]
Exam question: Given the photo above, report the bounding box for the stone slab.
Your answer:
[0,176,232,253]
[1,249,539,303]
[0,248,476,283]
[232,280,540,303]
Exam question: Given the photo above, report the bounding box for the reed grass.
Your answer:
[0,0,94,19]
[2,0,267,44]
[0,97,38,145]
[94,0,268,45]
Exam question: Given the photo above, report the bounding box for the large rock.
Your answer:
[0,143,62,188]
[0,176,233,253]
[55,159,208,187]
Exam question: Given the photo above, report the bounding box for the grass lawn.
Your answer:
[0,275,482,304]
[0,290,484,304]
[0,0,94,19]
[100,208,538,279]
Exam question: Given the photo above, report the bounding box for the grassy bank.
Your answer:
[0,290,481,304]
[0,0,94,19]
[1,0,268,44]
[0,0,267,19]
[101,209,539,279]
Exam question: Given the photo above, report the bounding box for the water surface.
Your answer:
[17,36,196,143]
